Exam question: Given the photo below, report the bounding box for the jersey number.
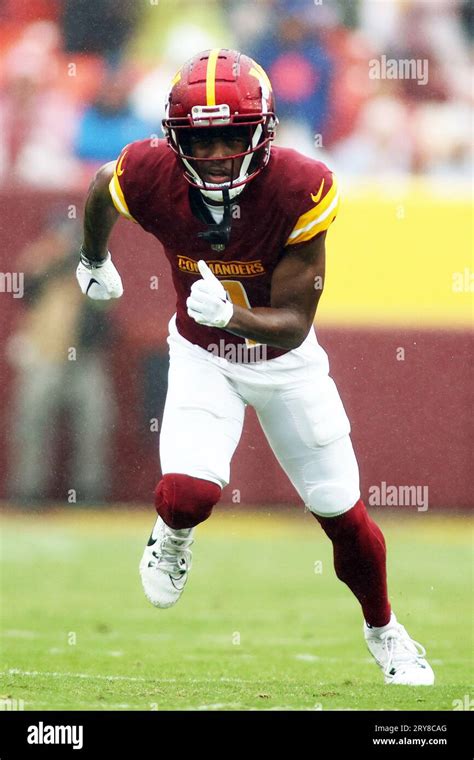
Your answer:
[221,280,259,347]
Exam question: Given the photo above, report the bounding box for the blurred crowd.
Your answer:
[6,215,116,503]
[0,0,472,188]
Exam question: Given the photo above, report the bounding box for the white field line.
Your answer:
[3,630,319,646]
[23,701,331,711]
[18,700,383,712]
[2,630,40,639]
[2,669,253,684]
[191,703,243,710]
[2,630,349,646]
[3,669,163,683]
[21,702,143,710]
[295,654,321,662]
[46,648,124,658]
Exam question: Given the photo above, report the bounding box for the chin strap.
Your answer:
[197,188,232,248]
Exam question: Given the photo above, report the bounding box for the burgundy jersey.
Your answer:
[109,138,339,360]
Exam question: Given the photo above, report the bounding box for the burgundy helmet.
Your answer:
[162,48,277,199]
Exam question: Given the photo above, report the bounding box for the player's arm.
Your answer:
[225,233,326,349]
[82,162,119,262]
[187,233,326,350]
[188,165,339,347]
[76,162,124,300]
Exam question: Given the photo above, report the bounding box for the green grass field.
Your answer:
[0,507,472,711]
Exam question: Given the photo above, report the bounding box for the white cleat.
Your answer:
[139,516,194,608]
[364,613,435,685]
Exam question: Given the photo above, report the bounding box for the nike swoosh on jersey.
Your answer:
[311,178,325,204]
[116,151,128,176]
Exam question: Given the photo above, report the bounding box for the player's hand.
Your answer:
[76,250,123,300]
[186,260,233,328]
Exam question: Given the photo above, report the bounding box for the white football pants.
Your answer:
[159,315,360,517]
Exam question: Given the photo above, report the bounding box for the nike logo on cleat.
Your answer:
[170,573,187,590]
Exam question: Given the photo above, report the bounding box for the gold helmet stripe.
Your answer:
[206,48,220,106]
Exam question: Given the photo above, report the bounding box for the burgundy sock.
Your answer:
[314,499,391,627]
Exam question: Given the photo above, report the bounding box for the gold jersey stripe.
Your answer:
[286,177,339,246]
[206,48,220,106]
[286,194,340,245]
[289,175,338,237]
[109,168,136,222]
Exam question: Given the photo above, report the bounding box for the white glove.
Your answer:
[76,250,123,300]
[186,259,233,328]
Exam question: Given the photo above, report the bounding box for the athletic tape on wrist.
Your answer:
[79,245,110,269]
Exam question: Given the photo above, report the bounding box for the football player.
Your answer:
[77,49,434,686]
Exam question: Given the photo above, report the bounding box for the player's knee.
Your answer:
[154,473,221,529]
[306,481,361,519]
